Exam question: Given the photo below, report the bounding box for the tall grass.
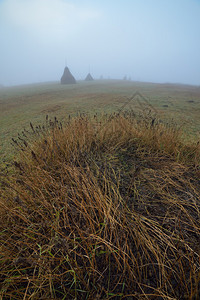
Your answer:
[0,113,200,299]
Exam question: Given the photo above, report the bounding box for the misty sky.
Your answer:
[0,0,200,86]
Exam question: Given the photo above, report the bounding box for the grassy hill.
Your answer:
[0,80,200,299]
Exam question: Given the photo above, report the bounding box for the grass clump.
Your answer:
[0,114,200,299]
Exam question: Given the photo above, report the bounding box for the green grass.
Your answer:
[0,114,200,299]
[1,80,200,163]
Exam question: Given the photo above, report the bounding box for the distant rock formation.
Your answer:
[61,67,76,84]
[85,73,94,81]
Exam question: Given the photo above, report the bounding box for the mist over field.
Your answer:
[0,0,200,86]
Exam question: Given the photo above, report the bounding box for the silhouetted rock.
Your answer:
[85,73,94,81]
[61,67,76,84]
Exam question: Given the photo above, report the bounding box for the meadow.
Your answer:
[0,80,200,299]
[1,80,200,163]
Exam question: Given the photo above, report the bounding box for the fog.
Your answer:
[0,0,200,86]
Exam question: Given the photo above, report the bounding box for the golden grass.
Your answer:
[0,114,200,299]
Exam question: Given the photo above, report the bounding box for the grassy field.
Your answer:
[0,113,200,299]
[0,80,200,298]
[1,80,200,163]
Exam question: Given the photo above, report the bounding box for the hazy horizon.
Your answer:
[0,0,200,87]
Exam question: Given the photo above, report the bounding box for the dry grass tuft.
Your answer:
[0,113,200,299]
